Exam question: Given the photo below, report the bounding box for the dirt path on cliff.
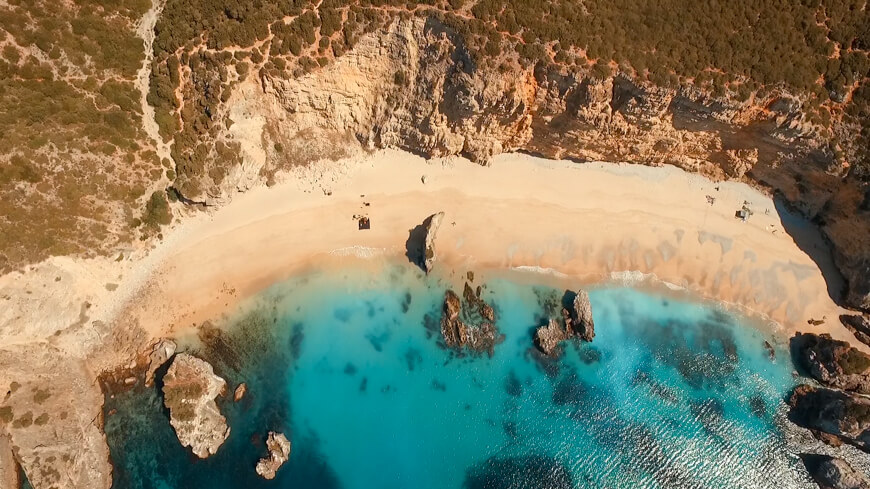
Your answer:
[136,0,172,163]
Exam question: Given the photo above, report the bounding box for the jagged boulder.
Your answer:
[162,354,230,458]
[440,284,502,354]
[841,315,870,348]
[534,318,571,356]
[144,338,177,387]
[800,454,870,489]
[255,432,292,480]
[565,290,595,342]
[792,333,870,394]
[423,212,445,273]
[788,384,870,452]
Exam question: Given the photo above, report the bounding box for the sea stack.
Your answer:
[255,432,292,480]
[534,318,572,356]
[533,289,595,355]
[567,290,595,342]
[162,354,230,458]
[423,212,445,273]
[792,333,870,394]
[800,454,870,489]
[439,283,502,354]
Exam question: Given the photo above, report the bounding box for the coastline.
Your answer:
[117,148,855,344]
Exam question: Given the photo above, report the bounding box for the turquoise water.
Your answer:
[105,263,817,488]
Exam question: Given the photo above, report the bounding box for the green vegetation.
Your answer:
[840,348,870,375]
[142,191,173,229]
[0,0,166,273]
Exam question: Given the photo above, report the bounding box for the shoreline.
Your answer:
[0,148,860,365]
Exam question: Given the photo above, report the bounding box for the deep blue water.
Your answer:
[104,263,818,488]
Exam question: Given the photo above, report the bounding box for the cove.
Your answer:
[104,262,817,488]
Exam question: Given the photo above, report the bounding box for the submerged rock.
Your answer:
[792,333,870,394]
[144,338,177,387]
[800,453,870,489]
[841,315,870,348]
[423,212,445,273]
[162,354,230,458]
[566,290,595,341]
[256,431,292,480]
[440,284,502,354]
[534,318,572,356]
[788,384,870,452]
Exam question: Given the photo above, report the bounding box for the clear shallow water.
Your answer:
[105,263,817,489]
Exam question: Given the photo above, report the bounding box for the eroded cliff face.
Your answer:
[186,16,869,311]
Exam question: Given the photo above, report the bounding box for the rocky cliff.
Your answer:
[792,333,870,395]
[788,385,870,452]
[800,454,870,489]
[173,16,869,312]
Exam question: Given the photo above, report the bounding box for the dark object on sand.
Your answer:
[358,217,370,230]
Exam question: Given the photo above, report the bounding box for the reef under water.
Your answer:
[104,263,822,489]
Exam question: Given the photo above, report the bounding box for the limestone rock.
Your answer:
[841,315,870,348]
[534,318,571,356]
[792,333,870,394]
[144,338,176,387]
[255,431,292,480]
[162,354,230,458]
[566,290,595,342]
[788,384,870,452]
[0,434,19,489]
[440,284,502,354]
[422,212,445,274]
[800,454,870,489]
[234,383,247,402]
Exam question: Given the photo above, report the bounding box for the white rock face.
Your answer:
[162,354,230,458]
[255,432,292,480]
[144,338,177,387]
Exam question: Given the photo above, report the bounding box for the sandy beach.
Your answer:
[0,149,858,362]
[123,149,854,341]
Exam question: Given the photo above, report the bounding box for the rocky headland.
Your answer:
[161,354,231,458]
[792,333,870,394]
[788,384,870,452]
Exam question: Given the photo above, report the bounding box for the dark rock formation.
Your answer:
[423,212,445,273]
[792,333,870,394]
[788,384,870,452]
[841,315,870,348]
[255,432,292,480]
[162,353,230,458]
[534,318,572,356]
[440,284,502,354]
[800,453,870,489]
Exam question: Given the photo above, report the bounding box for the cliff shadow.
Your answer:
[405,215,435,272]
[773,196,846,305]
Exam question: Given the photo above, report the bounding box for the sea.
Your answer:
[103,260,832,489]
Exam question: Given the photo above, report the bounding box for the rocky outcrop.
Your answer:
[208,16,869,312]
[565,290,595,342]
[534,318,571,356]
[162,354,230,458]
[255,431,292,480]
[144,338,176,387]
[0,433,18,489]
[440,284,502,354]
[800,454,870,489]
[792,333,870,394]
[788,385,870,452]
[234,383,247,402]
[423,212,445,273]
[841,315,870,348]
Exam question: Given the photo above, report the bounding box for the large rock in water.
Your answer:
[534,318,572,356]
[841,315,870,348]
[440,284,502,354]
[788,384,870,452]
[565,290,595,342]
[162,353,230,458]
[792,333,870,394]
[422,212,445,273]
[255,432,292,480]
[800,454,870,489]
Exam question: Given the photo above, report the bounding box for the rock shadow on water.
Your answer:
[463,455,573,489]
